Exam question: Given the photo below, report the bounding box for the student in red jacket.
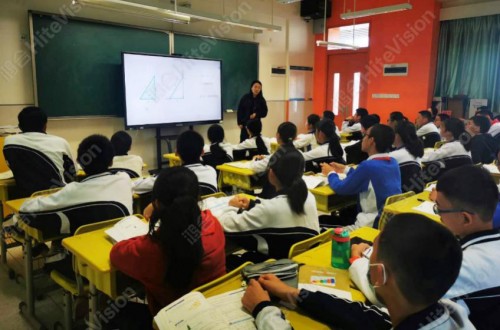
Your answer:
[110,167,226,327]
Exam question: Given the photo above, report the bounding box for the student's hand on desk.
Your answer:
[143,203,154,220]
[258,274,300,305]
[351,243,371,258]
[229,196,250,209]
[320,163,334,176]
[242,279,270,314]
[253,155,265,161]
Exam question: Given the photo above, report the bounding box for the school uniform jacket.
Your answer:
[444,229,500,329]
[19,172,133,236]
[420,141,471,163]
[110,210,226,316]
[488,122,500,137]
[111,154,143,177]
[327,154,401,231]
[293,132,317,150]
[301,142,343,162]
[389,147,420,164]
[233,136,272,153]
[216,193,320,258]
[342,121,362,133]
[416,122,440,137]
[253,293,475,330]
[133,163,218,195]
[469,134,497,164]
[4,132,75,184]
[203,142,234,157]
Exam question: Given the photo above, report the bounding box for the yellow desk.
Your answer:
[382,191,440,222]
[216,162,260,191]
[309,184,357,213]
[340,132,352,143]
[163,153,182,167]
[204,227,379,329]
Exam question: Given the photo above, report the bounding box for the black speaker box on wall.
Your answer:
[300,0,332,21]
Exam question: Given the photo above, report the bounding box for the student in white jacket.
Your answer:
[233,119,271,156]
[110,130,143,177]
[421,117,471,163]
[242,213,474,330]
[216,150,319,259]
[349,166,500,330]
[293,114,320,150]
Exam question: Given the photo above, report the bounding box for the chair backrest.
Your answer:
[3,145,75,197]
[305,156,346,173]
[232,149,258,161]
[226,227,319,259]
[420,132,441,148]
[288,229,332,259]
[399,161,423,193]
[109,168,140,178]
[20,201,130,238]
[199,183,218,196]
[423,155,473,182]
[192,261,253,294]
[378,191,416,231]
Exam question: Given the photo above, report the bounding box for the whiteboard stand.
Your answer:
[156,128,178,171]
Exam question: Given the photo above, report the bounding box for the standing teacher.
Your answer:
[237,80,268,142]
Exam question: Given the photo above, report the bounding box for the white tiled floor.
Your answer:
[0,246,66,330]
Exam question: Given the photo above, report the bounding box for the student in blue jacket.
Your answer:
[321,124,401,231]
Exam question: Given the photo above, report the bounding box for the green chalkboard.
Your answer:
[173,34,258,111]
[32,13,170,117]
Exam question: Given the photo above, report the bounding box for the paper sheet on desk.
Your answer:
[299,283,352,301]
[302,175,327,189]
[424,183,436,192]
[207,289,256,329]
[0,170,13,180]
[412,201,436,216]
[201,196,236,218]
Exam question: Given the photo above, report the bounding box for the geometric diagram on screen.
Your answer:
[159,71,184,100]
[140,76,156,101]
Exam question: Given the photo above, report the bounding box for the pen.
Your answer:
[417,198,426,202]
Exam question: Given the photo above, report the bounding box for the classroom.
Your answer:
[0,0,499,329]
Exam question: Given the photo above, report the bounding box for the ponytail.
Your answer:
[277,121,297,150]
[210,143,227,159]
[148,167,203,292]
[153,195,203,291]
[247,119,268,155]
[286,177,308,215]
[270,150,307,215]
[328,135,343,159]
[395,121,424,158]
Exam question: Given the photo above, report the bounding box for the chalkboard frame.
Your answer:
[29,11,259,121]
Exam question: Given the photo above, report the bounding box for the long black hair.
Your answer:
[207,124,227,159]
[277,121,297,150]
[270,150,307,215]
[316,119,343,158]
[394,121,424,158]
[149,167,203,292]
[246,119,269,155]
[249,80,263,98]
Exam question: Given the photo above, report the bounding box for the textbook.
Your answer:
[105,215,149,243]
[154,289,256,330]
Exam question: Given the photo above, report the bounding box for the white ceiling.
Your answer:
[438,0,498,8]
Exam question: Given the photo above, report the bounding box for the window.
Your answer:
[327,23,370,50]
[333,73,340,115]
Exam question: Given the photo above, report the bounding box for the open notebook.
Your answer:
[104,215,149,243]
[154,289,256,330]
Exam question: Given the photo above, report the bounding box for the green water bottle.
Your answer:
[331,228,351,269]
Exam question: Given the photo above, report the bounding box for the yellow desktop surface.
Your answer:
[62,226,117,297]
[163,153,181,167]
[383,191,440,222]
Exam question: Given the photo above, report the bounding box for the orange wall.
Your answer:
[313,0,441,123]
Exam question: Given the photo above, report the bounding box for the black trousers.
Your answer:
[240,126,249,142]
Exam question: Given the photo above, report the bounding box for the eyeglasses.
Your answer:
[366,263,387,288]
[432,203,475,215]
